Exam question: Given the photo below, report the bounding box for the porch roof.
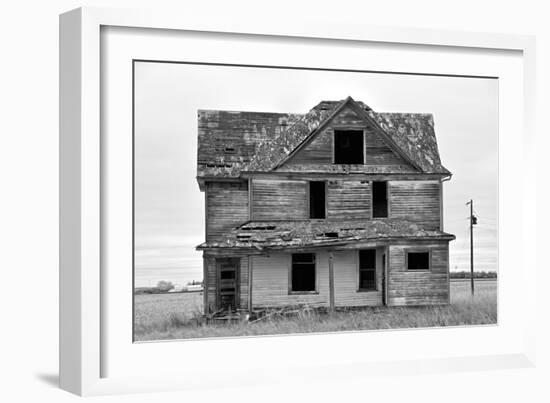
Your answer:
[196,219,455,251]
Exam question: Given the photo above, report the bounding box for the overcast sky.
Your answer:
[134,62,498,288]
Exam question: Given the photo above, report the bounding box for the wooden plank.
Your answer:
[206,181,248,241]
[251,178,307,220]
[389,180,441,230]
[202,254,208,314]
[327,180,371,219]
[387,242,451,305]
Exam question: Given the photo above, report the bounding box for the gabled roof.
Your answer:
[197,98,450,181]
[271,97,424,172]
[196,219,455,250]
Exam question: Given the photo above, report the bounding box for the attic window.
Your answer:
[224,147,236,154]
[334,130,364,164]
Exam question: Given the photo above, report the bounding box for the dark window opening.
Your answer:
[372,181,388,218]
[334,130,364,164]
[323,232,338,238]
[407,252,430,271]
[224,146,236,154]
[359,249,376,291]
[220,270,235,280]
[309,181,326,219]
[291,253,316,292]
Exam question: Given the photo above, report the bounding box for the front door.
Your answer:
[217,258,240,311]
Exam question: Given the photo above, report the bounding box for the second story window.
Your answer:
[334,130,364,164]
[372,181,388,218]
[309,181,326,219]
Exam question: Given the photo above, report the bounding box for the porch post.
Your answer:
[203,254,209,314]
[247,255,253,312]
[384,246,389,306]
[328,251,335,311]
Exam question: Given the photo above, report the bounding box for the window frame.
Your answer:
[405,249,432,272]
[357,248,378,292]
[332,128,366,165]
[288,253,319,294]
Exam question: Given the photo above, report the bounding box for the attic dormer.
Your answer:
[276,99,420,174]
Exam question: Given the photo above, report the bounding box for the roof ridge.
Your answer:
[198,108,303,115]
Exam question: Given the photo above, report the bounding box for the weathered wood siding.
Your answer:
[332,105,364,126]
[389,180,441,230]
[251,179,307,220]
[206,182,248,241]
[250,250,384,308]
[327,180,371,219]
[333,249,384,307]
[387,241,449,306]
[250,252,329,307]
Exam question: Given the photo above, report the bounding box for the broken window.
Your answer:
[309,181,326,219]
[372,181,388,218]
[359,249,376,291]
[334,130,364,164]
[291,253,316,292]
[407,251,431,271]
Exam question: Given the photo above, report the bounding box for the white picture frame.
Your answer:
[59,6,537,396]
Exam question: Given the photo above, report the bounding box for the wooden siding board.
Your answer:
[333,250,383,307]
[251,179,308,220]
[251,252,329,308]
[389,180,441,230]
[327,180,371,219]
[206,182,249,241]
[249,251,385,308]
[387,242,450,306]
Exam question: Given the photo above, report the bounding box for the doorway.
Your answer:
[216,258,240,311]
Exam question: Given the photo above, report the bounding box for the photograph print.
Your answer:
[133,61,498,341]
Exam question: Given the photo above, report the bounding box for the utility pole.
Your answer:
[466,199,477,296]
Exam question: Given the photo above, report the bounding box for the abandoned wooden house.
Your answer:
[196,97,455,313]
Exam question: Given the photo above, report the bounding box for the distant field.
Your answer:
[134,279,497,341]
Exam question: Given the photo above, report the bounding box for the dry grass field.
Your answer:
[134,279,497,341]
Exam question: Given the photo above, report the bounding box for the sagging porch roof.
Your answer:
[196,219,455,251]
